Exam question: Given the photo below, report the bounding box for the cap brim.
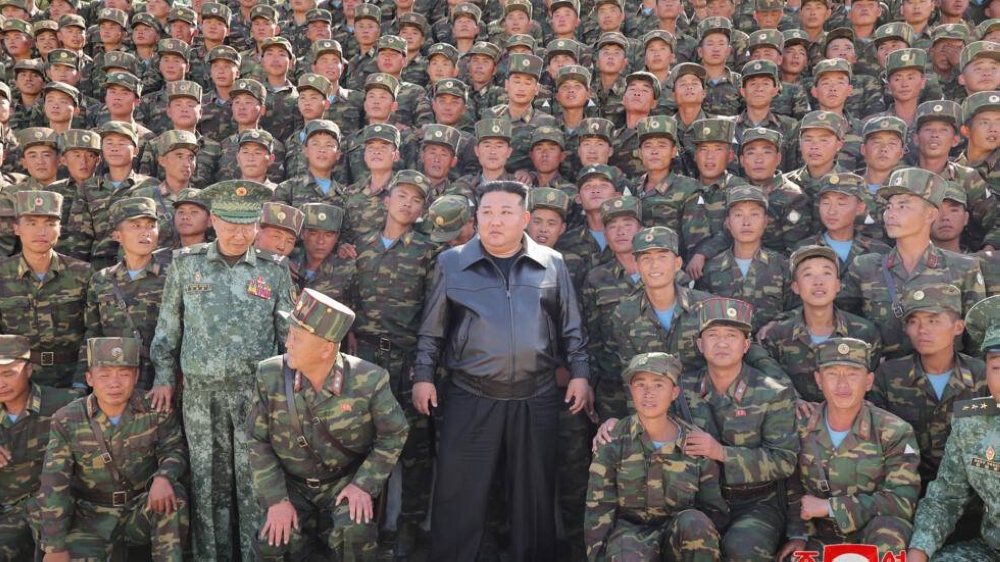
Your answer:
[877,185,937,207]
[623,369,678,385]
[700,319,752,333]
[430,228,462,243]
[902,304,951,320]
[211,210,263,224]
[817,360,867,369]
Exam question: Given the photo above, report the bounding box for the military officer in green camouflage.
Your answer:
[0,127,62,257]
[37,337,189,562]
[586,352,728,562]
[907,295,1000,562]
[777,337,921,561]
[341,123,403,245]
[0,335,78,560]
[0,191,90,389]
[956,91,1000,250]
[733,59,801,170]
[526,187,589,288]
[482,53,558,174]
[554,164,619,279]
[149,181,295,562]
[249,289,408,562]
[254,203,303,260]
[784,110,854,213]
[294,203,357,307]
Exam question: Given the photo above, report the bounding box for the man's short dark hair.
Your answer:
[479,180,528,203]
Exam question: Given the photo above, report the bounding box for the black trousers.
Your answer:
[429,382,560,562]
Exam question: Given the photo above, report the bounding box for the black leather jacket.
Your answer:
[413,235,589,400]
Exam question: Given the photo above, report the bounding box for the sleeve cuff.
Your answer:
[569,361,589,381]
[412,365,436,384]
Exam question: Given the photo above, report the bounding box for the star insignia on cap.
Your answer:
[613,199,623,208]
[59,52,67,59]
[546,192,556,202]
[179,83,189,91]
[374,125,382,132]
[880,120,890,127]
[445,80,453,88]
[913,290,925,301]
[829,175,840,184]
[726,307,738,318]
[276,211,286,221]
[991,95,999,103]
[702,126,711,135]
[837,343,850,355]
[492,124,500,133]
[900,53,911,62]
[317,212,327,220]
[933,104,943,112]
[433,215,446,225]
[590,122,600,132]
[758,33,767,40]
[651,120,659,129]
[81,134,90,142]
[111,347,122,358]
[753,62,761,70]
[988,43,997,51]
[34,197,43,206]
[308,76,316,83]
[235,186,248,196]
[212,7,218,12]
[34,131,42,139]
[818,113,827,121]
[522,59,530,67]
[434,130,443,138]
[886,25,894,33]
[250,131,260,138]
[644,233,654,242]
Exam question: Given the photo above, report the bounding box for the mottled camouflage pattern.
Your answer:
[137,133,223,190]
[273,173,348,210]
[949,153,1000,250]
[733,113,801,172]
[248,353,408,561]
[695,248,791,331]
[0,178,65,257]
[344,48,380,91]
[703,70,744,117]
[217,130,287,186]
[294,253,358,311]
[260,84,303,149]
[585,415,727,562]
[792,233,893,281]
[482,104,559,173]
[786,403,920,552]
[688,172,751,258]
[908,397,1000,558]
[323,88,366,140]
[37,393,188,559]
[623,172,708,256]
[199,92,237,143]
[554,225,616,282]
[769,80,811,120]
[0,252,91,387]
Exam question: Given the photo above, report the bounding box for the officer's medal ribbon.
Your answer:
[247,275,272,299]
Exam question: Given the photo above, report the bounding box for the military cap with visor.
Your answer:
[964,295,1000,352]
[14,190,62,218]
[96,8,129,28]
[818,172,865,198]
[862,115,908,140]
[577,164,616,187]
[625,71,662,99]
[597,31,629,51]
[697,16,733,40]
[740,59,779,83]
[622,352,682,385]
[726,184,769,210]
[165,80,201,101]
[390,170,431,197]
[377,34,408,56]
[301,203,345,232]
[452,2,482,21]
[365,73,400,97]
[428,43,459,63]
[741,127,782,149]
[157,38,190,60]
[198,180,273,223]
[916,100,962,130]
[900,283,963,320]
[749,29,784,51]
[878,168,949,208]
[885,48,927,75]
[237,129,274,152]
[231,79,266,102]
[527,187,570,218]
[873,22,914,45]
[691,118,735,144]
[813,58,853,80]
[261,202,305,236]
[423,124,462,152]
[0,335,31,365]
[578,118,615,142]
[99,121,139,146]
[789,245,840,275]
[801,110,846,138]
[699,297,754,333]
[109,197,157,227]
[172,188,207,210]
[960,41,1000,71]
[201,2,233,23]
[59,129,101,153]
[43,82,79,105]
[17,127,58,149]
[637,115,678,143]
[47,49,79,69]
[283,289,355,343]
[427,195,473,243]
[87,337,140,368]
[475,119,512,142]
[208,45,241,64]
[157,129,199,155]
[600,196,641,225]
[632,226,679,255]
[297,73,332,96]
[962,90,1000,122]
[815,337,871,369]
[363,123,400,146]
[508,53,543,78]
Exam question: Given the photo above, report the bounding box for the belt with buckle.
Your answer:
[286,473,342,490]
[76,487,145,507]
[29,349,77,367]
[357,335,396,354]
[721,482,777,502]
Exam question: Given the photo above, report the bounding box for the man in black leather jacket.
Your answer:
[412,180,591,562]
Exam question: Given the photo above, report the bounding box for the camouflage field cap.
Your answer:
[199,180,273,223]
[505,0,532,16]
[202,2,232,23]
[506,34,535,51]
[250,4,278,22]
[391,169,431,197]
[158,38,190,60]
[916,100,962,130]
[398,12,428,34]
[11,58,44,77]
[171,188,207,210]
[873,22,913,45]
[556,64,591,88]
[625,70,662,99]
[960,41,1000,71]
[57,14,86,29]
[87,337,140,368]
[755,0,784,11]
[434,78,468,99]
[595,0,624,9]
[304,119,341,143]
[297,73,332,96]
[862,115,908,139]
[423,123,461,152]
[691,118,735,144]
[312,39,343,59]
[822,28,853,55]
[130,12,162,32]
[597,31,629,51]
[237,129,274,152]
[783,29,809,48]
[261,202,305,236]
[0,335,30,365]
[96,7,128,28]
[962,90,1000,122]
[964,295,1000,351]
[508,53,543,78]
[549,0,580,14]
[14,190,62,218]
[637,114,678,143]
[622,352,681,385]
[208,45,241,64]
[978,19,1000,39]
[285,288,356,342]
[48,48,80,69]
[363,123,400,146]
[531,126,565,148]
[740,59,779,83]
[527,187,570,218]
[261,37,295,58]
[697,15,732,40]
[301,202,345,232]
[800,110,845,138]
[101,52,138,73]
[165,80,201,101]
[453,2,482,22]
[475,119,512,142]
[307,8,333,23]
[815,337,870,369]
[942,182,967,206]
[167,6,197,25]
[377,34,408,56]
[885,48,927,75]
[789,244,839,275]
[931,23,969,44]
[105,71,142,95]
[0,83,10,101]
[632,226,679,255]
[231,78,267,102]
[878,168,948,208]
[579,118,615,142]
[813,58,853,80]
[741,126,782,149]
[699,297,753,333]
[98,120,139,146]
[817,172,864,197]
[109,196,156,226]
[428,43,459,63]
[669,62,707,86]
[468,42,502,61]
[600,195,641,225]
[901,283,962,319]
[749,29,784,51]
[0,0,28,10]
[60,129,101,153]
[158,129,199,154]
[32,20,57,34]
[427,195,473,243]
[577,163,616,187]
[364,73,400,97]
[17,127,58,150]
[547,38,581,60]
[726,184,768,210]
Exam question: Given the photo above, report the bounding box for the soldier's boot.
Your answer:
[665,510,722,562]
[858,515,912,555]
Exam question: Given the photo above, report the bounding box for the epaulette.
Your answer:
[953,397,1000,417]
[174,242,210,258]
[254,248,287,265]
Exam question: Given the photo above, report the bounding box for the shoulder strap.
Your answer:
[805,431,830,497]
[87,407,133,490]
[108,272,144,350]
[282,357,363,463]
[300,358,364,459]
[881,254,904,319]
[150,188,180,248]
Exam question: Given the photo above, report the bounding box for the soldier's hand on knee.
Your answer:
[147,476,178,515]
[336,483,373,524]
[146,385,173,413]
[775,539,805,562]
[592,418,619,451]
[262,499,299,547]
[412,382,438,416]
[0,445,11,468]
[42,551,70,562]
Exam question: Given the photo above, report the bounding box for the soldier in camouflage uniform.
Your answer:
[451,118,519,202]
[255,37,303,146]
[955,92,1000,250]
[307,40,365,140]
[424,195,476,247]
[555,164,620,279]
[373,34,433,130]
[745,29,811,120]
[838,168,986,358]
[482,52,558,173]
[776,337,921,561]
[807,59,867,173]
[416,122,475,203]
[149,181,295,562]
[0,335,78,560]
[609,71,662,178]
[37,337,189,562]
[255,202,304,259]
[273,120,346,210]
[46,130,101,250]
[83,197,170,392]
[136,39,192,136]
[0,191,90,389]
[0,127,62,257]
[906,294,1000,562]
[784,111,854,221]
[338,73,415,185]
[130,130,201,250]
[199,46,242,143]
[294,203,357,307]
[216,79,288,185]
[341,123,404,245]
[248,289,408,562]
[696,16,744,116]
[343,4,382,91]
[586,352,728,562]
[864,48,927,155]
[281,74,333,180]
[526,187,589,288]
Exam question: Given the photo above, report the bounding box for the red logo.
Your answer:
[793,545,906,562]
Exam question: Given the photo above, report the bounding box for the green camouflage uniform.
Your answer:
[792,232,893,280]
[199,90,238,144]
[137,132,223,191]
[696,247,791,332]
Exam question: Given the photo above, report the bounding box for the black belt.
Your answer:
[29,349,77,367]
[75,487,145,507]
[286,471,349,490]
[355,334,396,354]
[721,482,778,502]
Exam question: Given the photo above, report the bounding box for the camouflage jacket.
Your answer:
[218,130,287,185]
[273,173,349,210]
[759,306,882,403]
[0,177,65,257]
[770,81,811,121]
[149,242,295,391]
[343,48,379,91]
[694,247,793,332]
[688,172,751,257]
[869,352,988,486]
[260,82,303,146]
[703,69,744,117]
[944,156,1000,251]
[482,104,559,173]
[792,232,893,282]
[554,223,616,283]
[733,111,801,172]
[786,402,920,539]
[623,172,708,258]
[323,87,366,140]
[199,90,238,143]
[580,259,642,393]
[136,132,223,190]
[341,175,393,246]
[63,170,158,267]
[247,353,409,507]
[293,253,359,312]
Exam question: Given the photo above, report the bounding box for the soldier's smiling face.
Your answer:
[815,364,872,411]
[629,371,678,419]
[636,249,681,290]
